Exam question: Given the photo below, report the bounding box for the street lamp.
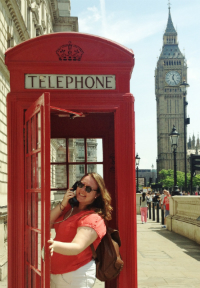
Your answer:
[135,153,140,193]
[180,80,190,193]
[156,158,159,182]
[169,125,180,195]
[151,164,154,182]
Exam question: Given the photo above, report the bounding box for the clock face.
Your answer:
[165,71,181,86]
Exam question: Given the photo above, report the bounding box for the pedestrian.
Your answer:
[159,190,167,208]
[148,192,152,202]
[140,192,148,224]
[162,190,170,228]
[48,172,112,288]
[153,192,160,203]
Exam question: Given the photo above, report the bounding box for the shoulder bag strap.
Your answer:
[90,243,97,260]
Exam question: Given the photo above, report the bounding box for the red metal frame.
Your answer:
[6,33,136,288]
[25,93,51,288]
[50,106,84,118]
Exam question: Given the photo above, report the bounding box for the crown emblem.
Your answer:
[56,41,84,61]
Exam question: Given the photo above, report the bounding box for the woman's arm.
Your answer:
[50,189,75,228]
[48,227,98,256]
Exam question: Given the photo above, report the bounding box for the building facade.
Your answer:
[137,169,157,188]
[187,135,200,156]
[155,7,187,175]
[0,0,78,280]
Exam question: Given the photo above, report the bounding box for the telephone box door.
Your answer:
[25,92,51,288]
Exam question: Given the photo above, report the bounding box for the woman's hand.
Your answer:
[61,188,75,208]
[48,238,58,256]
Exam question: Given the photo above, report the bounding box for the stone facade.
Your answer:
[136,193,142,215]
[187,134,200,156]
[155,8,187,175]
[167,196,200,245]
[0,0,78,280]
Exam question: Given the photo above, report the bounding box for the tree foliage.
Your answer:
[158,169,200,190]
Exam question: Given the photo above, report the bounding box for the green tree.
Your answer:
[159,169,174,188]
[177,171,185,188]
[186,173,200,192]
[159,169,200,193]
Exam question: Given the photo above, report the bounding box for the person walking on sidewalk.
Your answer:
[140,192,148,224]
[162,190,170,228]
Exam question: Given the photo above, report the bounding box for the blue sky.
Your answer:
[71,0,200,169]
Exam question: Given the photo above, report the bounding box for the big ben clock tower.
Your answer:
[155,7,187,175]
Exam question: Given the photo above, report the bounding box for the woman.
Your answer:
[140,192,148,224]
[48,172,113,288]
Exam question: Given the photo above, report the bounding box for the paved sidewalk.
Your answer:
[1,216,200,288]
[137,215,200,288]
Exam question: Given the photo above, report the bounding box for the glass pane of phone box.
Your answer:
[50,139,66,162]
[51,164,67,189]
[68,138,85,162]
[87,139,103,162]
[69,164,85,187]
[87,164,103,178]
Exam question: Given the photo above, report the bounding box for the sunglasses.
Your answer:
[77,181,98,193]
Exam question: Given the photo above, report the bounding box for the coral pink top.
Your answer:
[51,205,106,274]
[163,196,171,210]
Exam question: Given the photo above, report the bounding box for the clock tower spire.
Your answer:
[163,6,177,44]
[155,7,187,176]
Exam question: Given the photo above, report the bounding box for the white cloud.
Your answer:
[78,7,166,45]
[100,0,106,35]
[105,18,165,45]
[78,6,102,33]
[87,6,101,21]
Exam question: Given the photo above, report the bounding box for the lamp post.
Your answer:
[179,80,190,193]
[151,164,154,182]
[156,158,159,182]
[169,125,181,196]
[135,153,140,193]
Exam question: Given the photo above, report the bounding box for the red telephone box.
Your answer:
[5,32,136,288]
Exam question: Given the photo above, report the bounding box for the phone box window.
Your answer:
[68,138,85,162]
[86,139,102,162]
[50,164,67,189]
[53,190,67,201]
[69,164,85,187]
[50,139,66,162]
[87,164,103,177]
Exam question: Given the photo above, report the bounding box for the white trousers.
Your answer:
[50,260,96,288]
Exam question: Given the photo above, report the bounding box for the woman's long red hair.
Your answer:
[81,173,113,221]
